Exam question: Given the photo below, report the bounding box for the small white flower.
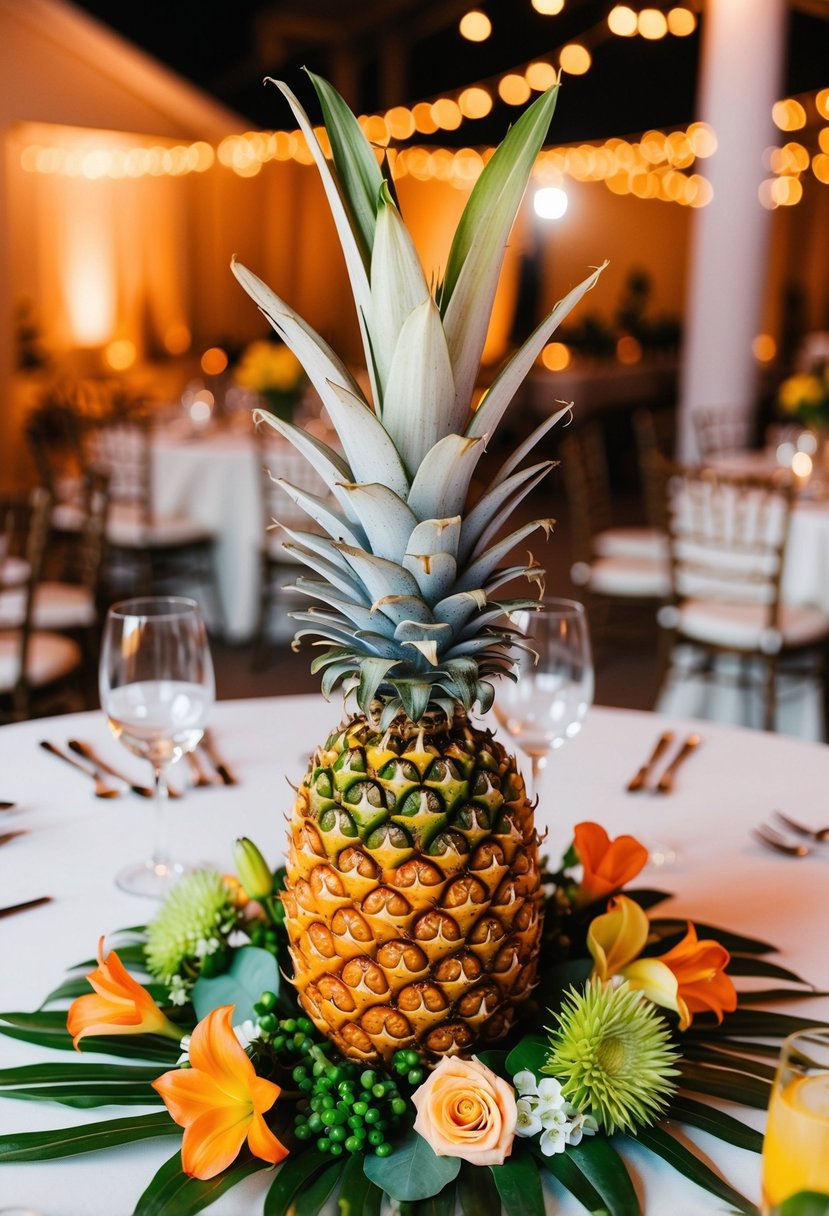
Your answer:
[566,1112,599,1145]
[176,1033,192,1066]
[539,1124,568,1156]
[195,936,220,959]
[536,1077,565,1107]
[513,1070,539,1097]
[515,1097,543,1138]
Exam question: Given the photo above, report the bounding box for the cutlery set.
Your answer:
[752,811,829,859]
[38,733,238,797]
[626,731,702,793]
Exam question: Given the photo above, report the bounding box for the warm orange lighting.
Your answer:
[104,339,137,371]
[792,451,813,478]
[201,347,229,376]
[541,342,571,371]
[458,87,493,119]
[164,324,191,356]
[813,153,829,184]
[412,103,439,134]
[459,10,492,41]
[819,129,829,155]
[638,8,668,39]
[532,0,564,12]
[498,74,532,105]
[386,106,415,140]
[687,121,718,158]
[525,61,558,92]
[770,175,803,206]
[752,334,777,363]
[431,99,462,130]
[687,174,713,207]
[772,99,807,132]
[608,4,638,36]
[361,115,390,146]
[617,336,643,364]
[818,90,829,120]
[667,7,696,36]
[758,178,777,209]
[559,44,591,75]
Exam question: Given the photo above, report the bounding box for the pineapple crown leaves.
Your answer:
[233,72,605,721]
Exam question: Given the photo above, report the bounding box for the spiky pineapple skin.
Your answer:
[282,712,543,1064]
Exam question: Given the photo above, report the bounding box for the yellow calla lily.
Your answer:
[587,895,681,1020]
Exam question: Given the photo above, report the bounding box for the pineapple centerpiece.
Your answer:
[233,73,603,1064]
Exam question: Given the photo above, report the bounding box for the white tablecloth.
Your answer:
[152,432,262,642]
[1,696,828,1214]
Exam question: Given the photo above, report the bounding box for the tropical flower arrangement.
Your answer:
[233,339,307,421]
[777,361,829,430]
[0,822,823,1215]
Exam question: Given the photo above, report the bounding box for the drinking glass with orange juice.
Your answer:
[762,1028,829,1213]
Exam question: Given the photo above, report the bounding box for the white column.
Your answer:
[677,0,787,459]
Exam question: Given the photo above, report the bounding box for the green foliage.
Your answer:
[363,1130,460,1201]
[191,946,279,1025]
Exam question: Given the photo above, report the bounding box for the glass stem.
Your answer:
[151,763,171,877]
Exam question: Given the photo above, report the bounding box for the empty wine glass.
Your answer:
[99,596,215,898]
[493,598,594,795]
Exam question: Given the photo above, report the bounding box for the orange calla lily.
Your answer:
[587,895,682,1020]
[67,937,182,1049]
[572,822,648,908]
[657,922,737,1031]
[152,1004,288,1180]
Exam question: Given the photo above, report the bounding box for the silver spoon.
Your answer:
[39,741,121,799]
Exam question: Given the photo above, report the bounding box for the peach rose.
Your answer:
[411,1055,517,1166]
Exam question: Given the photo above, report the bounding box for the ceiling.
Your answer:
[70,0,829,145]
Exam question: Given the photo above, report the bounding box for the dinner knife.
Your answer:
[0,895,52,919]
[200,729,238,786]
[626,730,674,792]
[656,733,702,794]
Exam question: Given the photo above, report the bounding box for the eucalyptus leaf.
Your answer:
[363,1130,460,1201]
[0,1112,179,1162]
[191,946,279,1025]
[632,1126,758,1215]
[134,1147,266,1216]
[490,1149,546,1216]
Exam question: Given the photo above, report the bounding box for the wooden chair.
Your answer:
[0,489,84,721]
[692,406,757,460]
[560,421,670,630]
[652,461,829,731]
[84,416,221,625]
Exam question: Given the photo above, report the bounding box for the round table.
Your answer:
[1,696,827,1214]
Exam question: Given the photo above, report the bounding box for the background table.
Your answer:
[1,696,828,1214]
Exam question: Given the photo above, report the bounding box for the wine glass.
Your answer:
[762,1028,829,1213]
[99,596,215,898]
[493,598,594,795]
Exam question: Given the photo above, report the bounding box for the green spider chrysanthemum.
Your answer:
[145,870,240,990]
[543,978,679,1135]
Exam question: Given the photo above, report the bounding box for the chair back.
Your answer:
[0,488,52,708]
[559,421,614,564]
[254,423,332,555]
[24,393,86,501]
[657,462,794,622]
[692,406,756,460]
[84,417,152,524]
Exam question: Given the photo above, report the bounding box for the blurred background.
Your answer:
[1,0,828,727]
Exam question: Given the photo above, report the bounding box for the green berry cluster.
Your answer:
[293,1061,409,1157]
[248,922,280,956]
[251,991,413,1157]
[390,1048,425,1088]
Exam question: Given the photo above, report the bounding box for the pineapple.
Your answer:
[233,72,603,1062]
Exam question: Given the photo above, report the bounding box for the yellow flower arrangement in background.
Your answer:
[778,362,829,428]
[234,339,306,421]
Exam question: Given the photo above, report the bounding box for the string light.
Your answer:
[559,44,591,75]
[607,5,638,36]
[532,0,565,13]
[459,10,492,42]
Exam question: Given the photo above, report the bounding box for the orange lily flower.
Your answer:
[572,822,648,908]
[152,1004,288,1179]
[67,937,182,1049]
[657,922,737,1031]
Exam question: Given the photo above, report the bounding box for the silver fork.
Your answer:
[772,809,829,843]
[752,825,811,858]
